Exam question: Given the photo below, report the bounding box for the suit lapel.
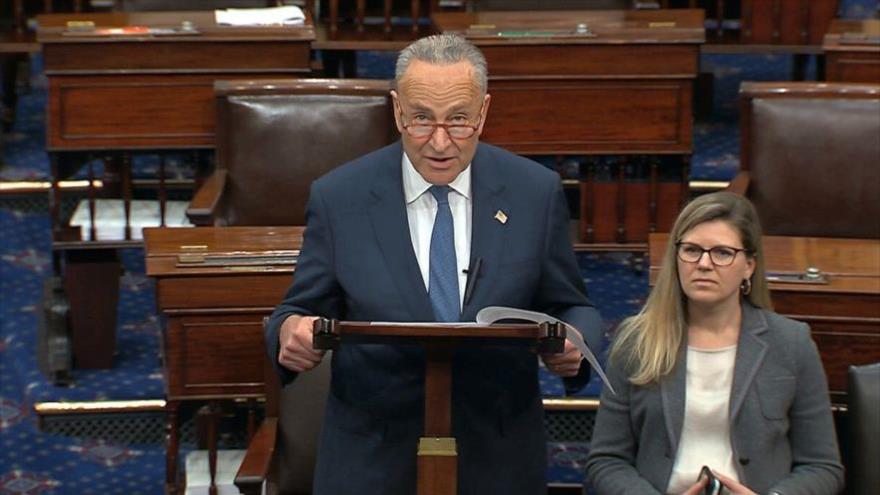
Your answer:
[368,144,435,321]
[730,303,769,421]
[461,145,509,321]
[660,303,769,451]
[660,339,687,454]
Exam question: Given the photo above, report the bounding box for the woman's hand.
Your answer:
[681,476,708,495]
[714,470,757,495]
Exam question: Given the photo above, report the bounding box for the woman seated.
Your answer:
[586,192,844,495]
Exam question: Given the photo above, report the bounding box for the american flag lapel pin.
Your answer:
[494,210,508,224]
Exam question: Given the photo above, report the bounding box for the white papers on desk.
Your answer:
[185,450,258,495]
[69,199,192,241]
[214,5,305,26]
[476,306,615,394]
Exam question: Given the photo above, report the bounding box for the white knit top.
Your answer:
[666,345,740,495]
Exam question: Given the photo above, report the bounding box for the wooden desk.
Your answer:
[144,226,302,494]
[432,9,703,155]
[824,19,880,83]
[34,11,311,376]
[433,10,704,248]
[649,234,880,406]
[37,11,314,151]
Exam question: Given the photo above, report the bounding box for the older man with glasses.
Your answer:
[266,33,603,495]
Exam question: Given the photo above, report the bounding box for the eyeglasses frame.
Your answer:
[396,102,485,140]
[674,241,752,267]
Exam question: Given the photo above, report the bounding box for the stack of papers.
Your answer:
[69,199,193,241]
[215,5,305,26]
[185,450,250,495]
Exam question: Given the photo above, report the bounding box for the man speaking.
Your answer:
[266,33,603,495]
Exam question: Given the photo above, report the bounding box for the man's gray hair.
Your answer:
[395,34,488,95]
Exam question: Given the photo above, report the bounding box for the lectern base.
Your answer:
[417,437,457,495]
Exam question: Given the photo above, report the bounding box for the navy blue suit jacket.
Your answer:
[266,141,602,495]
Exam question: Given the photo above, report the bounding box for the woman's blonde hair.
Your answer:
[611,192,773,385]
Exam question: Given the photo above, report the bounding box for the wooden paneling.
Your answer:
[48,75,215,149]
[484,80,692,154]
[47,74,306,150]
[482,44,699,78]
[164,315,267,400]
[42,41,310,73]
[826,54,880,83]
[824,20,880,83]
[156,275,291,310]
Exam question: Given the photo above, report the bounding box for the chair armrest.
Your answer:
[725,171,750,196]
[186,170,227,226]
[234,417,277,495]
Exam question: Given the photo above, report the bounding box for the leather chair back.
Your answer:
[847,362,880,495]
[214,79,396,226]
[273,353,331,495]
[739,83,880,239]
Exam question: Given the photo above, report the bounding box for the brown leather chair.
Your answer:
[236,327,332,495]
[187,79,396,226]
[730,82,880,239]
[847,362,880,495]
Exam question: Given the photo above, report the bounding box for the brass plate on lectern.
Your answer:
[418,437,457,456]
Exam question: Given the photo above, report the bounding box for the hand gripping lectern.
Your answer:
[312,319,566,495]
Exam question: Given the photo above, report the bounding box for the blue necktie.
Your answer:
[428,185,460,322]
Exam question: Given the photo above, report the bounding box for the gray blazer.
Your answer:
[586,303,844,495]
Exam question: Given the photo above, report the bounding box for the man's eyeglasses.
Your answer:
[675,242,751,267]
[398,108,483,139]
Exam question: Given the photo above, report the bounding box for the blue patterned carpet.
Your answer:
[2,0,876,488]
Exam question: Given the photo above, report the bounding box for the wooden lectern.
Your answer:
[312,319,566,495]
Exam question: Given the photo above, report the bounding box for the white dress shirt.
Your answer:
[401,152,472,309]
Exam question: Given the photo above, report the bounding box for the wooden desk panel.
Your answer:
[49,74,219,149]
[165,314,267,401]
[485,79,691,154]
[42,41,310,73]
[156,274,293,311]
[650,234,880,405]
[824,20,880,83]
[481,44,699,78]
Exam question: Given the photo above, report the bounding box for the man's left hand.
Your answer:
[540,339,582,377]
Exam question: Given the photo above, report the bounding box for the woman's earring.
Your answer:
[741,278,752,296]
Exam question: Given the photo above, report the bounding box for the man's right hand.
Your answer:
[277,315,326,372]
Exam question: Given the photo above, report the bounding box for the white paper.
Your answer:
[476,306,615,394]
[185,449,262,495]
[69,199,193,241]
[215,6,305,26]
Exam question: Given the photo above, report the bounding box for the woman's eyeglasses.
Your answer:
[676,242,751,266]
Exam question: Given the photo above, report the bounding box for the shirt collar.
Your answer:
[401,152,472,204]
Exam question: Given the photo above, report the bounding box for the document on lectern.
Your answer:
[476,306,615,395]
